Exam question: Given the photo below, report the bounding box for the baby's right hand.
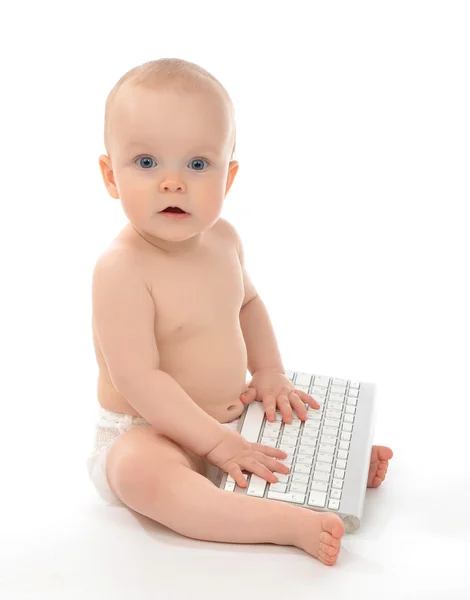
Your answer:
[203,428,290,487]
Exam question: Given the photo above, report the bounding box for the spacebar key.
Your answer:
[267,490,305,504]
[239,402,266,443]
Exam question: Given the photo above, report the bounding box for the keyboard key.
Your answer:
[327,401,343,411]
[330,385,346,394]
[328,499,340,510]
[281,433,299,444]
[292,473,310,484]
[349,381,360,389]
[333,378,348,386]
[315,463,331,474]
[279,443,296,452]
[326,410,342,419]
[294,463,311,474]
[270,482,287,493]
[330,488,342,500]
[347,394,358,403]
[312,385,328,396]
[308,491,327,508]
[262,431,279,441]
[321,435,337,445]
[336,459,347,469]
[308,412,322,422]
[332,479,344,490]
[340,432,351,441]
[314,376,330,387]
[298,445,316,455]
[283,423,301,432]
[267,490,305,504]
[325,419,340,428]
[304,421,321,431]
[295,372,313,387]
[344,414,355,424]
[337,450,349,460]
[345,406,356,415]
[297,455,314,465]
[310,481,328,492]
[329,392,345,402]
[334,469,345,480]
[323,426,339,436]
[290,482,308,494]
[319,444,336,454]
[342,423,353,432]
[316,453,334,464]
[339,441,350,450]
[246,475,267,497]
[301,434,319,444]
[261,437,275,446]
[312,471,330,483]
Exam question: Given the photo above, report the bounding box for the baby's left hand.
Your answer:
[239,369,320,423]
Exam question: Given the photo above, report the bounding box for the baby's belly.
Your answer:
[97,324,248,424]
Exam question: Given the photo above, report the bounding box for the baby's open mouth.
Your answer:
[160,206,187,214]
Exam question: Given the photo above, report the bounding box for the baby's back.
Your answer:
[92,219,248,424]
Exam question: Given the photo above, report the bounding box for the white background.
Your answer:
[1,1,469,598]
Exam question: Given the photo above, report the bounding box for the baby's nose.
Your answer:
[161,181,184,193]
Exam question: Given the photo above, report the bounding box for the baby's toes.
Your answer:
[320,541,339,557]
[320,530,341,548]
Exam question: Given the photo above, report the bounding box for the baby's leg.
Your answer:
[106,426,345,566]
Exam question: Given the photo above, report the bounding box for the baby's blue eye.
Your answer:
[137,156,155,169]
[136,156,208,170]
[188,158,208,171]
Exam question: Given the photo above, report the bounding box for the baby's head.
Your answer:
[99,58,239,253]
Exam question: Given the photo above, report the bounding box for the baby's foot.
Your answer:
[296,510,345,566]
[367,445,393,488]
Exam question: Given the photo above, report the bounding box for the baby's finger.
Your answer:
[240,388,256,405]
[289,392,308,421]
[228,464,247,487]
[262,456,291,474]
[263,394,277,422]
[297,390,321,408]
[242,457,279,483]
[254,443,287,459]
[277,394,293,423]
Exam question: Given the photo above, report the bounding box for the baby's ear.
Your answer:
[225,160,239,195]
[99,154,120,199]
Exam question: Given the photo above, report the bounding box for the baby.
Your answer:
[87,58,393,567]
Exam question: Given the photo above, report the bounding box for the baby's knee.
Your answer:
[106,426,202,502]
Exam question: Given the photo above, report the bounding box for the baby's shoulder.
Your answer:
[92,236,146,284]
[215,217,242,249]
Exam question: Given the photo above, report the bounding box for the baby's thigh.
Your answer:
[106,425,207,500]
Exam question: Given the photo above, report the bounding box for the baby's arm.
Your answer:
[92,251,226,457]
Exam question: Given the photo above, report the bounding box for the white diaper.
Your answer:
[86,407,236,506]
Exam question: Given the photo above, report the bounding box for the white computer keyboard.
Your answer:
[219,369,377,533]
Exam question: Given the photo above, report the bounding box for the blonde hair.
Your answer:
[104,58,236,160]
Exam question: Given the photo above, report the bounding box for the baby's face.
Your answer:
[101,86,238,246]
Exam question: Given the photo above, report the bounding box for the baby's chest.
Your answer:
[149,248,245,341]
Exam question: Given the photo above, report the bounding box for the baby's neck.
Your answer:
[128,224,206,255]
